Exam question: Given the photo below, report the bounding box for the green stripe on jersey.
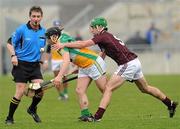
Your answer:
[60,33,76,43]
[69,49,97,60]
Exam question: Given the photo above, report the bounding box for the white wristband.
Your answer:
[44,60,48,64]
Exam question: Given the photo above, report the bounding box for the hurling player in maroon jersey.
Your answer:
[52,17,178,121]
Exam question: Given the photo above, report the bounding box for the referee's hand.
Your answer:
[11,56,18,66]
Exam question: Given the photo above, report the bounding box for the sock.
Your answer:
[59,92,64,97]
[29,95,42,112]
[162,97,172,108]
[63,87,68,95]
[81,108,91,116]
[94,107,106,120]
[7,97,20,119]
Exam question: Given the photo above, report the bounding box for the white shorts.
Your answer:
[78,56,106,80]
[51,60,63,71]
[114,58,144,81]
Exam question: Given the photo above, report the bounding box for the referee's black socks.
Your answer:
[7,97,20,119]
[29,94,42,112]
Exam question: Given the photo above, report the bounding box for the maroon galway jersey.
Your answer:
[92,31,137,65]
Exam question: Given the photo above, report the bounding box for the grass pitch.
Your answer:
[0,74,180,129]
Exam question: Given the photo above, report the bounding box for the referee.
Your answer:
[5,6,46,125]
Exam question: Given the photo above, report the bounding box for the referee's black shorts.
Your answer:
[11,60,43,83]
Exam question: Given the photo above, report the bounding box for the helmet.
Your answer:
[90,17,107,28]
[45,27,62,39]
[53,20,62,27]
[52,20,64,30]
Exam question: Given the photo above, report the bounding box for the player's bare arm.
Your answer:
[53,51,70,87]
[52,39,95,50]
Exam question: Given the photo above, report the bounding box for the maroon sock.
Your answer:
[162,97,172,108]
[94,107,105,120]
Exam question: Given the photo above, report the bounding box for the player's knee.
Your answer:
[105,84,113,92]
[140,87,149,94]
